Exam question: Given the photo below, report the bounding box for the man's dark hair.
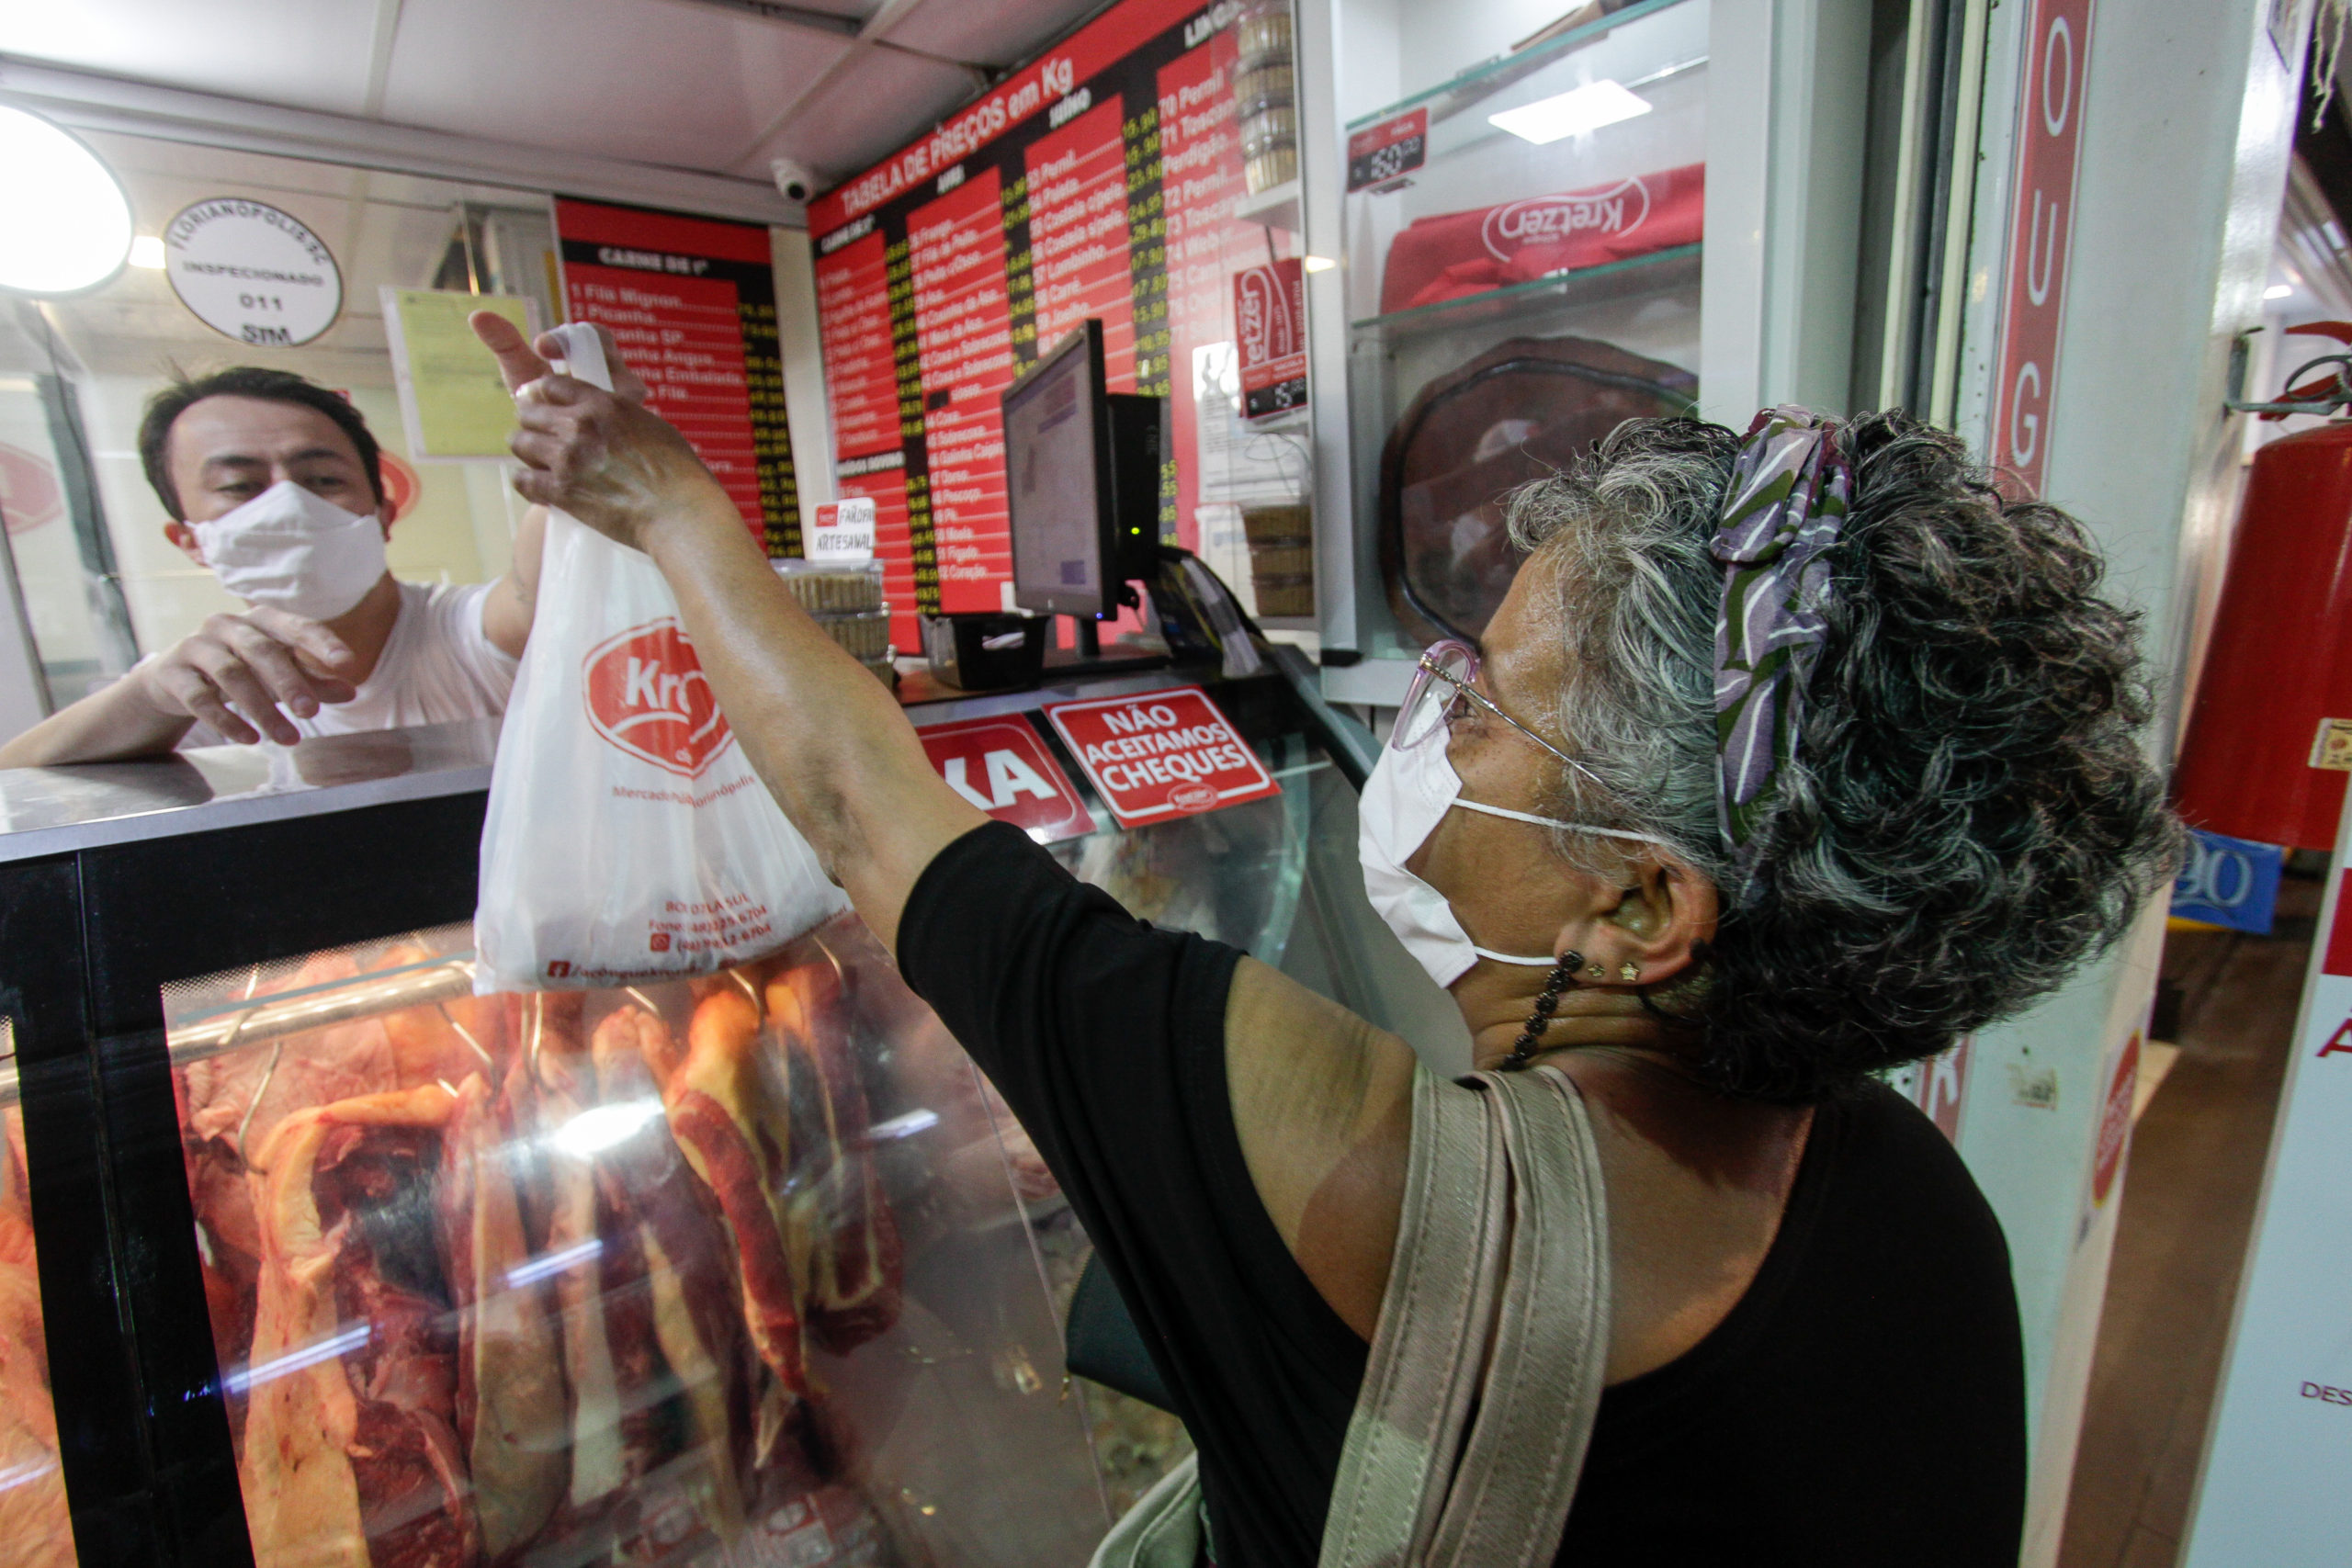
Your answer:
[138,367,384,520]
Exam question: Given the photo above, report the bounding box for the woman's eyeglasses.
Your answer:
[1396,640,1604,787]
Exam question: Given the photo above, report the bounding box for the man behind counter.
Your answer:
[0,320,592,766]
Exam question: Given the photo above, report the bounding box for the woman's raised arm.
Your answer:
[475,317,987,951]
[473,317,1449,1340]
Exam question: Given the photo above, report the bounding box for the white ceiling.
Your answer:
[0,0,1103,210]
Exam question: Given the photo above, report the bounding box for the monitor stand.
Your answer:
[1044,610,1169,678]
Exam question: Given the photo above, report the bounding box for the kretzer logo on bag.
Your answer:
[1481,179,1651,262]
[582,618,736,778]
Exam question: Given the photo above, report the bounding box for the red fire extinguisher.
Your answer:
[2174,322,2352,851]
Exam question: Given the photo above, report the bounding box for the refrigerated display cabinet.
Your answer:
[0,1015,77,1567]
[1335,0,1708,665]
[0,660,1458,1568]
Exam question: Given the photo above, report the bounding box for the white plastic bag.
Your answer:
[474,325,847,991]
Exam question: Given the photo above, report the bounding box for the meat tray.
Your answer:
[163,917,1106,1568]
[0,1020,77,1568]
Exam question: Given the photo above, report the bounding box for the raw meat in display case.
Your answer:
[164,916,1106,1568]
[0,673,1373,1568]
[0,1063,76,1568]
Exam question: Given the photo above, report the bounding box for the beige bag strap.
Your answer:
[1317,1064,1611,1568]
[1088,1450,1204,1568]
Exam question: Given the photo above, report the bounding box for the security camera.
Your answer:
[771,158,819,204]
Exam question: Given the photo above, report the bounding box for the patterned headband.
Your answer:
[1712,406,1851,885]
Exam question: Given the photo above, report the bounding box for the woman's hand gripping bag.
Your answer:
[474,324,847,992]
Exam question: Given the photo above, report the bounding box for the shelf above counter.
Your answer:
[1344,0,1700,137]
[1235,179,1301,232]
[1350,241,1701,344]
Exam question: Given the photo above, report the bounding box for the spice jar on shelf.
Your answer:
[1233,0,1297,195]
[1241,503,1314,617]
[773,558,897,683]
[1234,0,1292,73]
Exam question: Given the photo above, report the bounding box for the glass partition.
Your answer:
[0,1016,80,1567]
[0,130,559,744]
[1342,0,1707,654]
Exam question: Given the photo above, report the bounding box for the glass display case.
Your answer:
[0,659,1453,1567]
[1340,0,1707,658]
[0,1019,78,1568]
[161,918,1108,1568]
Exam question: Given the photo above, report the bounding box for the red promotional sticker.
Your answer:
[0,442,63,534]
[1912,1036,1973,1145]
[1377,162,1704,315]
[377,451,422,525]
[918,716,1096,843]
[2325,871,2352,976]
[1235,257,1306,419]
[1347,107,1428,191]
[1044,685,1281,828]
[1986,0,2093,499]
[2092,1031,2141,1206]
[582,619,735,779]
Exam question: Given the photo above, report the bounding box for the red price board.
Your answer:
[808,0,1295,629]
[813,226,925,649]
[918,716,1096,842]
[553,198,799,556]
[1025,97,1139,386]
[1043,685,1279,827]
[910,170,1018,615]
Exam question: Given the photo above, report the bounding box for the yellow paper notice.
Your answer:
[384,288,531,459]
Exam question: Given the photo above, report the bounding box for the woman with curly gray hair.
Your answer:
[481,310,2178,1568]
[1478,412,2178,1101]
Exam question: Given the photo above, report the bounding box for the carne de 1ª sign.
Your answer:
[1043,684,1281,828]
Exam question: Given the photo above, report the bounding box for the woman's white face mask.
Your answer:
[187,479,387,622]
[1358,729,1668,989]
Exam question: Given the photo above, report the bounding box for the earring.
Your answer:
[1502,952,1581,1072]
[1586,962,1605,979]
[1619,962,1639,982]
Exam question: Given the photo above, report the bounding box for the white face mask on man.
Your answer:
[187,479,387,622]
[1358,728,1670,989]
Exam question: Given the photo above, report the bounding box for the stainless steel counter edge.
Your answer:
[0,718,501,864]
[0,670,1244,865]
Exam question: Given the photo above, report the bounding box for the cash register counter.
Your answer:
[0,652,1458,1568]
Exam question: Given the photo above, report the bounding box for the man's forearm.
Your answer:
[641,491,986,946]
[481,504,550,659]
[0,677,195,768]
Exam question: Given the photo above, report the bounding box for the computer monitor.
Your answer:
[1002,320,1161,618]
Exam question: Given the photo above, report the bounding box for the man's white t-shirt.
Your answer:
[287,581,517,738]
[137,581,518,746]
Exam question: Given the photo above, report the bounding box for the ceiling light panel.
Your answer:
[0,104,134,295]
[1488,80,1652,145]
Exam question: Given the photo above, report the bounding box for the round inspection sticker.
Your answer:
[164,198,342,347]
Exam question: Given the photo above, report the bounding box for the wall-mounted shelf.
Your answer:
[1350,243,1701,343]
[1236,180,1301,233]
